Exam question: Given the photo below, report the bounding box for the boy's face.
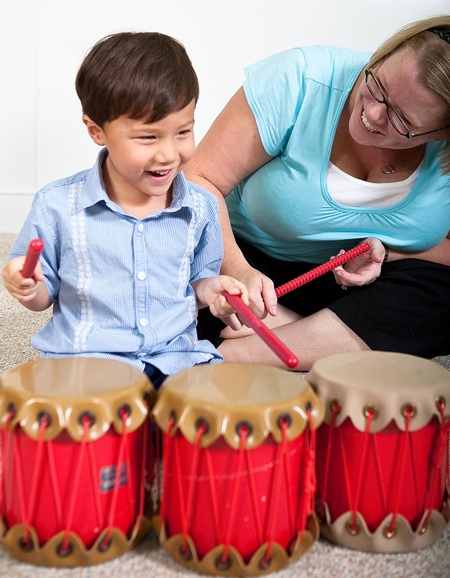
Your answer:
[83,100,196,214]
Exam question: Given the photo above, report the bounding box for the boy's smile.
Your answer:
[83,100,196,217]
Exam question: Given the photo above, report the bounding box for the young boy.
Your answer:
[2,32,248,388]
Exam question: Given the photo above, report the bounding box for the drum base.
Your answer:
[0,516,152,567]
[319,505,450,553]
[159,513,319,576]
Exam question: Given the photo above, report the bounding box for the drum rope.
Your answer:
[181,421,207,556]
[260,420,290,567]
[61,415,91,553]
[0,409,15,520]
[159,417,176,532]
[298,410,316,541]
[385,408,413,535]
[154,423,163,516]
[205,448,224,544]
[243,449,264,547]
[219,424,248,566]
[420,401,450,531]
[46,438,65,529]
[86,442,105,530]
[102,406,131,547]
[318,402,340,519]
[137,416,149,528]
[349,408,375,532]
[21,415,49,547]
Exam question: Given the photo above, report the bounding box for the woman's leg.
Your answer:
[218,308,369,371]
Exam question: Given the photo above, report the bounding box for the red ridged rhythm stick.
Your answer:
[21,238,44,278]
[223,290,298,368]
[275,242,370,297]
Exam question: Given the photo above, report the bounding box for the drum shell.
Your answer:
[0,357,156,566]
[308,351,450,553]
[153,363,325,575]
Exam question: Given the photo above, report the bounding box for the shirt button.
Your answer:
[137,271,146,280]
[137,223,144,232]
[140,317,148,327]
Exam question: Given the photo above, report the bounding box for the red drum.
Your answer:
[308,351,450,552]
[0,358,155,566]
[152,363,324,576]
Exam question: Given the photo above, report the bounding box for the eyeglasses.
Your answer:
[364,68,450,139]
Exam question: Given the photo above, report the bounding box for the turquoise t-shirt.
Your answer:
[226,45,450,263]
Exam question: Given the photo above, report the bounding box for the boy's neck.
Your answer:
[102,158,173,218]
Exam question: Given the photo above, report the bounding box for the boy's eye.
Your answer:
[178,129,192,136]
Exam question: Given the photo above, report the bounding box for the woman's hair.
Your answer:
[368,15,450,173]
[75,31,199,127]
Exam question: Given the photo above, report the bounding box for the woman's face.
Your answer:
[349,47,448,149]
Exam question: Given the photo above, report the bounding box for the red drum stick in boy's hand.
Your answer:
[223,291,298,369]
[21,238,44,278]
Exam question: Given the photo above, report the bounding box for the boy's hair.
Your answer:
[75,31,199,127]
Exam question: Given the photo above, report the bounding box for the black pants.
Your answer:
[197,236,450,359]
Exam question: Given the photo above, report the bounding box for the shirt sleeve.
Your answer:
[9,189,61,301]
[243,48,308,157]
[188,189,224,283]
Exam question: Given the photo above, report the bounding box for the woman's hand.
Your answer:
[332,238,386,288]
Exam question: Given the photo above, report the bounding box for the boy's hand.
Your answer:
[2,257,50,310]
[193,275,249,330]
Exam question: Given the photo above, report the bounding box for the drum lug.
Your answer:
[383,524,397,539]
[346,520,360,536]
[363,405,378,420]
[401,403,416,419]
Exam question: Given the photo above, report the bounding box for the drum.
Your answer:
[308,351,450,553]
[0,357,155,566]
[152,362,324,576]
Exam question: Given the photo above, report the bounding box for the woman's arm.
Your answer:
[186,87,277,316]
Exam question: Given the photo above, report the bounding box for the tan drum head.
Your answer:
[0,357,155,441]
[307,351,450,431]
[153,362,324,448]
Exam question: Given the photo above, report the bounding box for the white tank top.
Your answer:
[328,162,422,208]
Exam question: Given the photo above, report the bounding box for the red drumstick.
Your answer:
[275,242,371,297]
[21,238,44,278]
[223,290,298,369]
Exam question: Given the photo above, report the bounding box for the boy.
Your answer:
[2,32,248,388]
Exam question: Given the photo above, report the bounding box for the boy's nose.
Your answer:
[155,139,178,163]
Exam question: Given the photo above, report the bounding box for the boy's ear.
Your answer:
[82,115,106,145]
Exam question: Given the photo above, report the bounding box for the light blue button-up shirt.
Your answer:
[10,149,224,374]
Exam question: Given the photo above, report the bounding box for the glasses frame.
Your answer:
[364,68,450,139]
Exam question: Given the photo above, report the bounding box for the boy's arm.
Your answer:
[2,257,52,311]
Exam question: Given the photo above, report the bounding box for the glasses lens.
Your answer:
[366,72,384,102]
[387,109,408,136]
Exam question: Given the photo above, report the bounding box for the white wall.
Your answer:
[1,0,448,232]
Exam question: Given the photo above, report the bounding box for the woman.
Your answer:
[186,16,450,371]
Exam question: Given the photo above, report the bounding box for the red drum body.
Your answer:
[152,363,324,576]
[0,358,155,566]
[308,352,450,552]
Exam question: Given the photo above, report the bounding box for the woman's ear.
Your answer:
[82,114,106,145]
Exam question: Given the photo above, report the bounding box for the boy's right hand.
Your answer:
[2,257,50,310]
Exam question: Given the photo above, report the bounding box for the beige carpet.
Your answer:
[1,232,449,577]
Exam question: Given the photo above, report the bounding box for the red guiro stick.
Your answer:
[21,238,44,278]
[275,242,371,298]
[223,290,298,368]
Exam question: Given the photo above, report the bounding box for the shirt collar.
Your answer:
[78,148,196,215]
